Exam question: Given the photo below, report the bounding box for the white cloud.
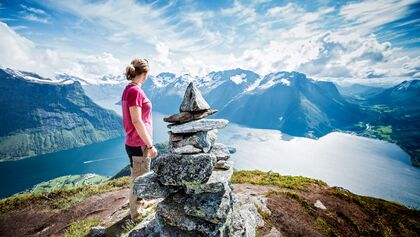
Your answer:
[339,0,417,35]
[2,0,418,84]
[21,13,49,23]
[41,0,214,52]
[20,4,48,15]
[267,3,296,16]
[20,4,50,23]
[215,1,419,84]
[155,42,171,67]
[221,0,257,25]
[0,22,36,70]
[0,22,122,80]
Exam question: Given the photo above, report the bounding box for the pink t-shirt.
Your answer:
[121,84,153,146]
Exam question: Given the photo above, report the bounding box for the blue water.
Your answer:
[0,136,127,198]
[0,111,169,198]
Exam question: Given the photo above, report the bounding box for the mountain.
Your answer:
[368,80,420,107]
[360,80,420,167]
[139,69,363,137]
[212,71,364,137]
[336,83,385,99]
[55,73,127,114]
[52,68,418,167]
[0,68,125,162]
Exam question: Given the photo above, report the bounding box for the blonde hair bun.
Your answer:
[125,58,149,80]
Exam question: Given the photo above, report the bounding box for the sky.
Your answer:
[0,0,419,85]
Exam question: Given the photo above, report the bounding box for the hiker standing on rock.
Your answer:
[121,58,158,220]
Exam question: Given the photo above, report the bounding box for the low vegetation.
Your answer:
[64,217,101,237]
[232,169,327,191]
[234,170,420,237]
[0,176,130,213]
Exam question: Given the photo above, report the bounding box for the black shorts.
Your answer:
[125,144,144,168]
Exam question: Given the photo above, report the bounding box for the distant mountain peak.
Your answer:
[396,80,420,91]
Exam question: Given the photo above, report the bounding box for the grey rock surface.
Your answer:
[215,160,233,170]
[153,153,216,186]
[168,119,229,133]
[169,130,218,154]
[157,192,224,236]
[126,212,161,237]
[210,143,231,161]
[90,226,105,237]
[184,188,232,224]
[185,165,233,195]
[133,172,180,200]
[164,109,218,124]
[179,82,211,112]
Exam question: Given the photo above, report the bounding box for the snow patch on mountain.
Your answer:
[258,73,291,90]
[55,73,125,85]
[244,75,264,93]
[230,73,247,84]
[397,80,420,90]
[152,72,177,88]
[4,68,76,85]
[280,78,291,86]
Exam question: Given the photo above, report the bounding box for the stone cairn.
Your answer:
[130,81,234,236]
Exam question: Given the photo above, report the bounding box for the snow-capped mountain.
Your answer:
[3,68,74,85]
[137,68,364,137]
[55,73,126,85]
[54,67,364,137]
[368,79,420,106]
[213,71,364,137]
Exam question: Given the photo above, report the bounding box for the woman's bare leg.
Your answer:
[129,148,151,220]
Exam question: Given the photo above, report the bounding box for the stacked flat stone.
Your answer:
[131,82,234,237]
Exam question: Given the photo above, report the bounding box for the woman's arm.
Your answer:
[129,106,153,147]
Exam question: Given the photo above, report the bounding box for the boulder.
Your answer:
[163,109,218,124]
[169,130,218,154]
[179,82,211,112]
[133,172,180,200]
[168,119,229,133]
[185,165,233,194]
[90,226,105,237]
[127,212,161,237]
[153,153,216,186]
[157,192,224,236]
[215,160,232,170]
[210,143,231,161]
[184,188,232,224]
[230,193,265,237]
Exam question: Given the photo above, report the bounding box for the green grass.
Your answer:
[232,170,327,191]
[0,176,130,213]
[316,217,339,237]
[64,217,101,237]
[27,174,108,194]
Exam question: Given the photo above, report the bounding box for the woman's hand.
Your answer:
[149,146,158,158]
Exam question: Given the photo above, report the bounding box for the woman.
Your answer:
[121,58,158,220]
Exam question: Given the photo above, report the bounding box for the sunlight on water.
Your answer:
[217,123,420,209]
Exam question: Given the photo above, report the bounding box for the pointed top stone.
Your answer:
[179,82,211,112]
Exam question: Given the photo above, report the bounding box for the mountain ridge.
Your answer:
[0,68,125,162]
